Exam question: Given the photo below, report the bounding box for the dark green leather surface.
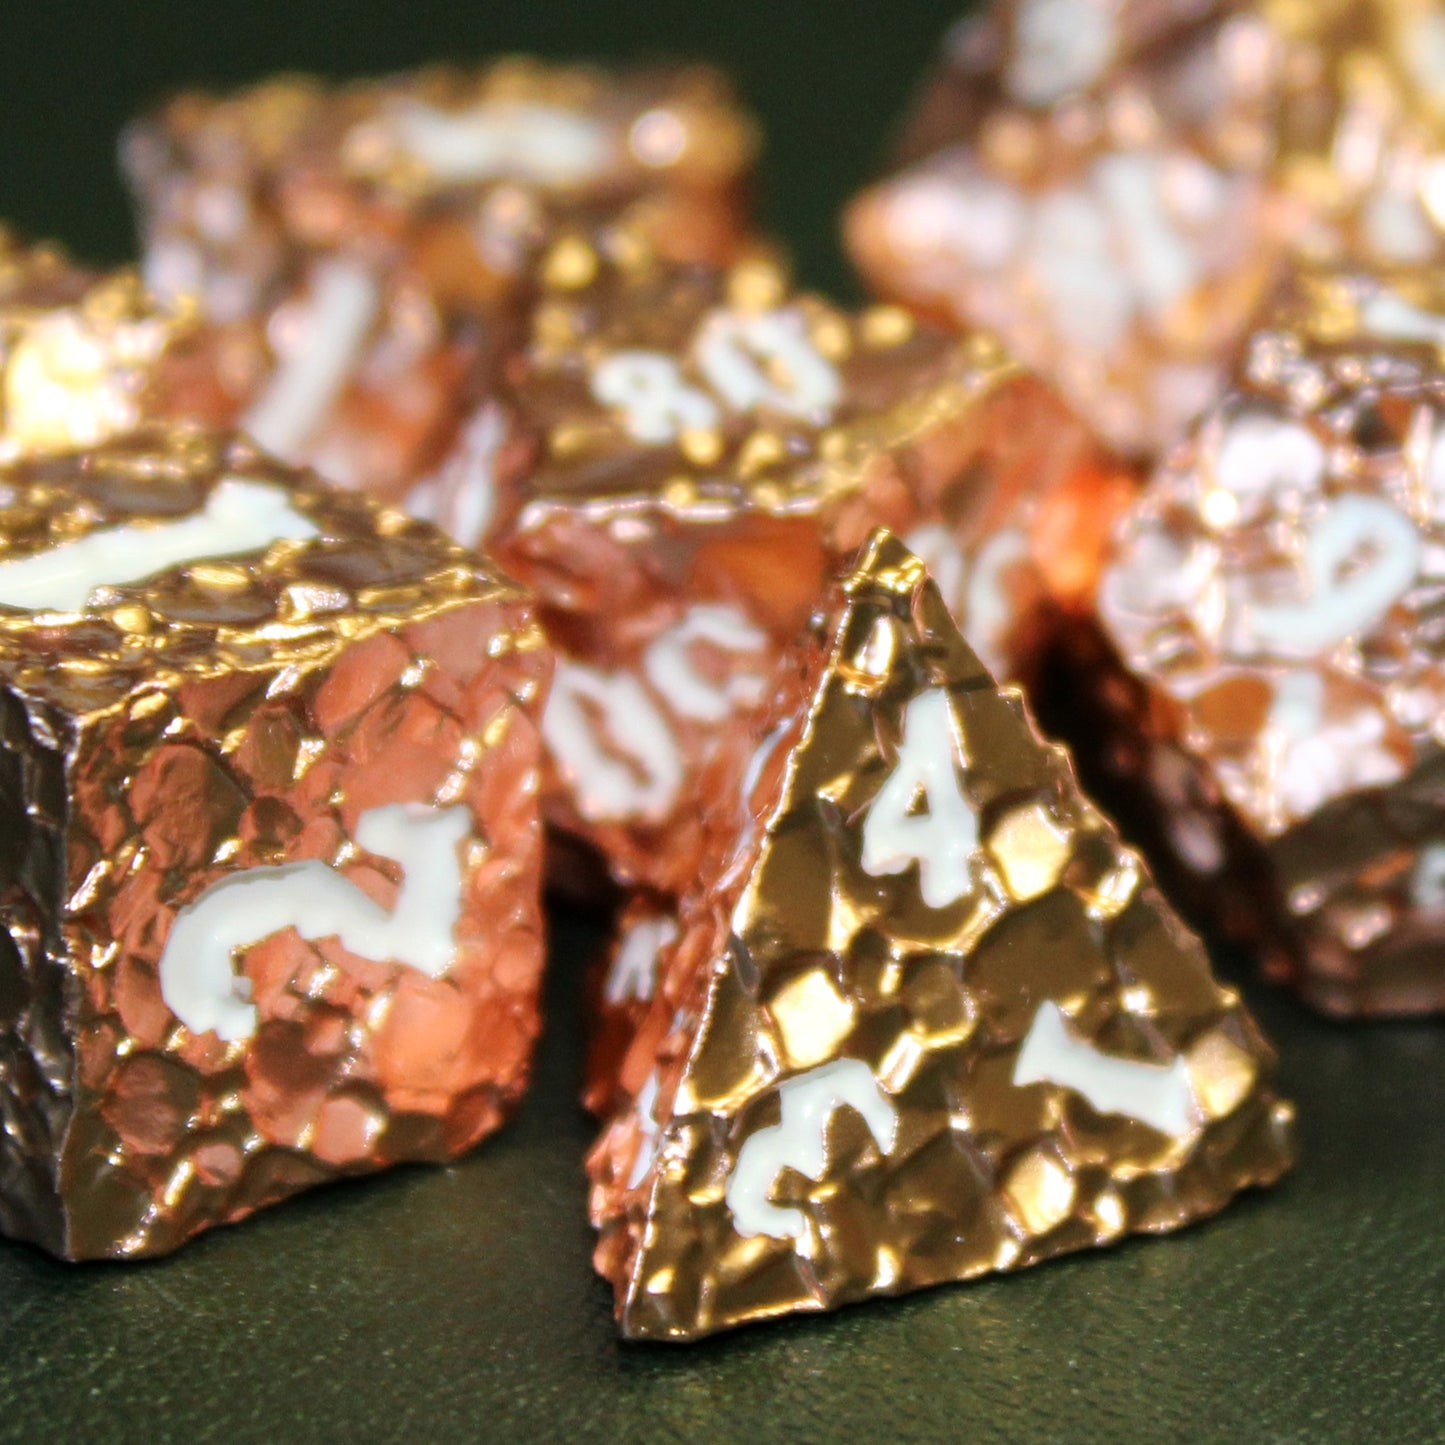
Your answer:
[0,5,1442,1441]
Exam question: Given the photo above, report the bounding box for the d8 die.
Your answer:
[121,61,759,506]
[0,427,548,1257]
[1096,264,1445,1014]
[440,249,1125,894]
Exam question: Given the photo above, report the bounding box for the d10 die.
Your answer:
[0,427,549,1257]
[847,1,1316,458]
[587,530,1293,1341]
[121,60,759,506]
[440,248,1126,894]
[1096,265,1445,1014]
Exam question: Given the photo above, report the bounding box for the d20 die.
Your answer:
[442,249,1125,894]
[0,427,548,1257]
[121,60,759,505]
[1097,264,1445,1014]
[587,530,1293,1341]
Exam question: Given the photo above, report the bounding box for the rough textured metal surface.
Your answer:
[583,891,676,1117]
[456,246,1126,894]
[587,530,1294,1341]
[121,60,759,505]
[849,1,1445,461]
[1094,264,1445,1014]
[847,1,1312,458]
[0,426,549,1258]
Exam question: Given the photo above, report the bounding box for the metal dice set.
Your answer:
[7,4,1440,1339]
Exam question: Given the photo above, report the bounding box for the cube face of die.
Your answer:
[122,62,759,505]
[1097,270,1445,1013]
[464,252,1127,893]
[0,430,548,1257]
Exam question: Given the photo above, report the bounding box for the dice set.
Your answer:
[27,1,1445,1339]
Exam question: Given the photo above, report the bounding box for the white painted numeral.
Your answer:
[159,804,470,1043]
[1028,153,1218,352]
[382,100,612,186]
[244,259,380,460]
[1412,843,1445,909]
[590,307,842,444]
[1012,1001,1200,1137]
[410,401,506,546]
[642,604,769,723]
[1359,291,1445,348]
[905,524,1027,675]
[1245,495,1420,652]
[590,350,720,445]
[1006,0,1116,105]
[541,660,683,823]
[1093,153,1197,319]
[1212,415,1326,511]
[860,687,978,909]
[626,1071,664,1189]
[726,1059,897,1241]
[604,915,678,1006]
[692,308,842,419]
[0,477,318,613]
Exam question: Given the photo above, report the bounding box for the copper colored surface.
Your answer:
[0,427,549,1258]
[121,61,759,505]
[1096,265,1445,1013]
[587,530,1294,1342]
[456,248,1126,893]
[847,3,1316,458]
[582,891,676,1117]
[849,1,1445,460]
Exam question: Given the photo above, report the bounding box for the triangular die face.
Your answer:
[590,530,1295,1342]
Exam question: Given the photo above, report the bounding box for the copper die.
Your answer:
[0,428,549,1258]
[847,1,1314,458]
[121,60,760,505]
[587,530,1294,1341]
[1096,264,1445,1014]
[444,249,1125,893]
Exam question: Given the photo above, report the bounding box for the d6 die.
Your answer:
[0,427,548,1256]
